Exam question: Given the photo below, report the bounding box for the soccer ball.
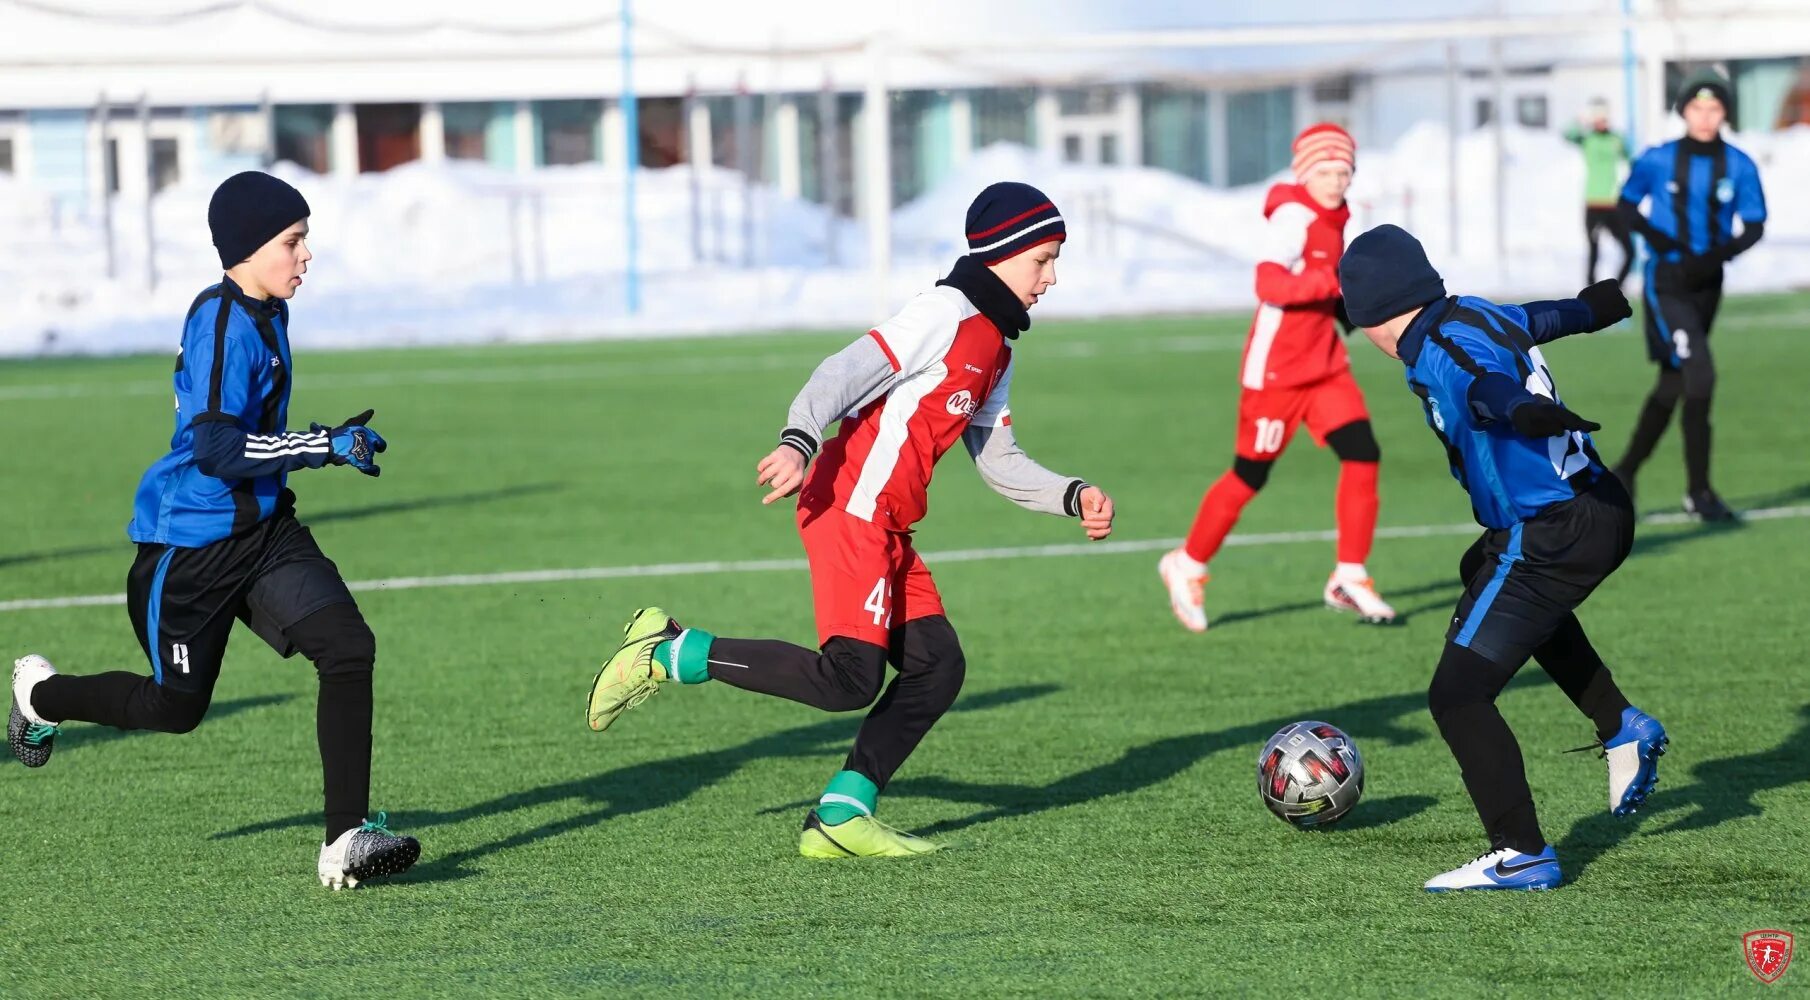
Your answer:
[1257,721,1364,828]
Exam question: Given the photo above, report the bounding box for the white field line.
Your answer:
[0,333,1248,402]
[4,504,1806,614]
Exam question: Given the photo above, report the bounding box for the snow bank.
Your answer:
[2,123,1806,356]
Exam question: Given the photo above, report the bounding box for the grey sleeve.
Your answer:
[778,335,898,458]
[962,421,1087,517]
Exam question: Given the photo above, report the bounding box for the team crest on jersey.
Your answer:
[1427,396,1445,431]
[1716,177,1735,203]
[946,390,977,417]
[1745,930,1794,984]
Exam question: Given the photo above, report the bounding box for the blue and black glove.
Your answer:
[320,408,388,477]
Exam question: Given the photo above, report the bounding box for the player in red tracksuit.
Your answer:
[585,183,1115,858]
[1159,123,1397,632]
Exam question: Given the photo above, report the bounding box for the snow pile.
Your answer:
[2,123,1807,356]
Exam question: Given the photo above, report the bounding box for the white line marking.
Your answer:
[4,505,1806,614]
[0,335,1247,403]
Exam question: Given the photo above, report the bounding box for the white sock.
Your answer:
[1334,562,1369,583]
[1170,549,1208,577]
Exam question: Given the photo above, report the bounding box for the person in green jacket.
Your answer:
[1566,98,1633,287]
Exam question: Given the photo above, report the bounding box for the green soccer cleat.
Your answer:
[798,810,943,859]
[586,607,680,732]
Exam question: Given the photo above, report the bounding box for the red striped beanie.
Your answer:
[1291,123,1356,184]
[965,182,1066,264]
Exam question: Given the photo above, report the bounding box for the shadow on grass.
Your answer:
[0,483,562,572]
[892,687,1435,838]
[1559,703,1810,883]
[2,693,293,767]
[1211,578,1453,630]
[209,683,1060,884]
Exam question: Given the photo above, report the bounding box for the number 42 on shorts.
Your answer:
[864,578,893,628]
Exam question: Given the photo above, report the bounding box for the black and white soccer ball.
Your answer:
[1257,721,1364,828]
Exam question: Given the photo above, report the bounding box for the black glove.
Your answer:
[1333,297,1355,335]
[1576,279,1631,329]
[1510,400,1601,438]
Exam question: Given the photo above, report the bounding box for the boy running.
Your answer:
[7,172,419,890]
[1339,224,1666,892]
[1612,70,1766,520]
[586,183,1114,858]
[1159,124,1395,632]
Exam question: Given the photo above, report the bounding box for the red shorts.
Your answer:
[1234,368,1371,462]
[797,502,944,647]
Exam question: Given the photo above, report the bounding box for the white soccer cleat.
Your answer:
[317,813,421,891]
[1424,846,1562,892]
[1157,549,1209,633]
[1324,573,1397,625]
[9,654,60,769]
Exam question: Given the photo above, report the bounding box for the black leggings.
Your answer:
[708,616,966,791]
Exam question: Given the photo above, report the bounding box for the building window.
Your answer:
[1475,97,1494,127]
[537,99,601,166]
[1056,87,1117,116]
[1225,87,1295,186]
[1312,75,1355,104]
[971,88,1034,148]
[1139,84,1208,183]
[1099,133,1119,165]
[105,137,120,194]
[356,103,421,172]
[275,104,334,173]
[442,102,494,161]
[1062,134,1083,163]
[1516,95,1549,128]
[0,136,13,175]
[149,137,180,192]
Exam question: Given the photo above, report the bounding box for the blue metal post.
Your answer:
[1621,0,1639,148]
[621,0,641,315]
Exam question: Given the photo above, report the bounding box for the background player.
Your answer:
[1565,98,1633,289]
[1612,70,1767,521]
[1159,124,1395,633]
[7,172,419,890]
[585,183,1115,858]
[1340,224,1666,892]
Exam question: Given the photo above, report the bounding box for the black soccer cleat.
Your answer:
[1682,489,1738,523]
[318,812,421,890]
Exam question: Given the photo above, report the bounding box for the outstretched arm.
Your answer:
[1516,280,1631,343]
[962,421,1088,517]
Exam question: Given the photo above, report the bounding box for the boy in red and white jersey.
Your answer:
[586,183,1114,857]
[1159,124,1397,632]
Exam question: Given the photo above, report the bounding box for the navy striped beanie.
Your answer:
[965,182,1065,264]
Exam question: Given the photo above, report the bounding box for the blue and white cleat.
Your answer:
[1604,706,1667,817]
[1424,846,1562,893]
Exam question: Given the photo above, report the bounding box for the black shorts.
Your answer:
[1447,475,1635,668]
[125,510,355,693]
[1642,270,1722,371]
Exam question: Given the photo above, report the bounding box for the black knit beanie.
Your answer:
[1674,69,1732,118]
[1338,225,1447,328]
[208,171,310,268]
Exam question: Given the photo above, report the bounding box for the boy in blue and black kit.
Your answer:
[7,172,419,890]
[1340,225,1668,892]
[1612,70,1766,520]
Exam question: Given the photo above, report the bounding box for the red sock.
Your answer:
[1336,461,1380,565]
[1184,471,1258,564]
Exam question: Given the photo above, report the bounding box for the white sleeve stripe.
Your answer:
[244,441,332,458]
[245,432,328,444]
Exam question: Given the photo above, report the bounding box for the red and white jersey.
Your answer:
[1241,183,1351,391]
[807,287,1013,532]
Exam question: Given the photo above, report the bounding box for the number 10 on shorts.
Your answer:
[1252,417,1287,454]
[864,578,893,628]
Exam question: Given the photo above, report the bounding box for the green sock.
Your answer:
[651,628,715,684]
[816,770,878,826]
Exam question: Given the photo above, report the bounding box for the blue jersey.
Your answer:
[1619,137,1765,260]
[129,278,334,548]
[1398,295,1606,530]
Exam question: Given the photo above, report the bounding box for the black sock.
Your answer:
[1681,396,1713,494]
[317,673,372,843]
[1429,643,1546,855]
[1619,396,1675,476]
